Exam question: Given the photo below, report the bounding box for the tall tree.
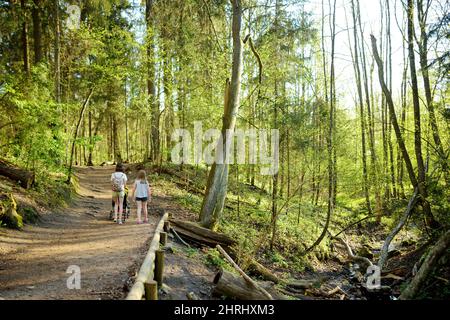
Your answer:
[350,0,372,215]
[146,0,159,162]
[406,0,438,229]
[31,0,42,63]
[199,0,243,230]
[416,0,449,183]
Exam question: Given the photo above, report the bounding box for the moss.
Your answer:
[0,193,23,230]
[17,204,39,224]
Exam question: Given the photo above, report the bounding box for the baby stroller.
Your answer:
[109,186,131,222]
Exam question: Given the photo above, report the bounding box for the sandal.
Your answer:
[137,220,142,225]
[143,218,148,223]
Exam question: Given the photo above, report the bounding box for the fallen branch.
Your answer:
[216,245,273,300]
[336,236,373,267]
[171,228,190,248]
[327,286,348,297]
[378,188,419,270]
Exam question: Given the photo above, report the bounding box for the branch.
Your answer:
[336,236,373,266]
[378,188,419,270]
[243,34,262,85]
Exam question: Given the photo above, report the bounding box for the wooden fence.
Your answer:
[126,211,169,300]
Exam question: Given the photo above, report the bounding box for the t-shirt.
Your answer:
[134,179,149,198]
[111,172,127,192]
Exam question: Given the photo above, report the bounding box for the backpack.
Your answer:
[112,173,124,192]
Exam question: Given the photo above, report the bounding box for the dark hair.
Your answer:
[115,163,124,172]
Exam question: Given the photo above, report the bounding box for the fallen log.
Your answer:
[0,159,35,189]
[230,248,318,290]
[213,269,287,300]
[170,219,237,248]
[247,258,280,284]
[399,230,450,300]
[216,245,273,300]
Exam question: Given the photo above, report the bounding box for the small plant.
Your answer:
[185,247,199,258]
[205,248,229,269]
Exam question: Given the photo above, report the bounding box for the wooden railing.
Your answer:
[126,211,169,300]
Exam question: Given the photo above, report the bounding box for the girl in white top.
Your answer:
[131,170,151,224]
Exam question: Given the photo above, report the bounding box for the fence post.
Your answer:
[154,249,165,287]
[144,280,158,300]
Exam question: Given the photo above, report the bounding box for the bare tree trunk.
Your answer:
[146,0,159,162]
[67,89,94,183]
[87,110,93,166]
[371,35,418,189]
[303,0,336,254]
[54,0,61,103]
[199,0,243,230]
[113,113,121,164]
[31,0,42,63]
[356,0,381,219]
[406,0,438,229]
[21,0,30,75]
[350,0,372,215]
[416,0,449,184]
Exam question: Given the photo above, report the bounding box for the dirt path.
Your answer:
[0,166,159,300]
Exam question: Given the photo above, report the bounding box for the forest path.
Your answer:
[0,166,160,300]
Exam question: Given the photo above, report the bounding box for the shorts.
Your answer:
[136,197,148,202]
[112,191,125,199]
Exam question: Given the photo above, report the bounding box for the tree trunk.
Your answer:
[303,0,336,255]
[406,0,438,229]
[21,0,30,74]
[113,113,121,164]
[357,0,382,219]
[416,0,449,184]
[146,0,159,162]
[67,89,94,183]
[371,35,418,189]
[351,0,372,215]
[199,0,243,230]
[54,0,61,103]
[31,0,42,64]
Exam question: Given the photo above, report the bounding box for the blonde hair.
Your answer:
[137,170,147,181]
